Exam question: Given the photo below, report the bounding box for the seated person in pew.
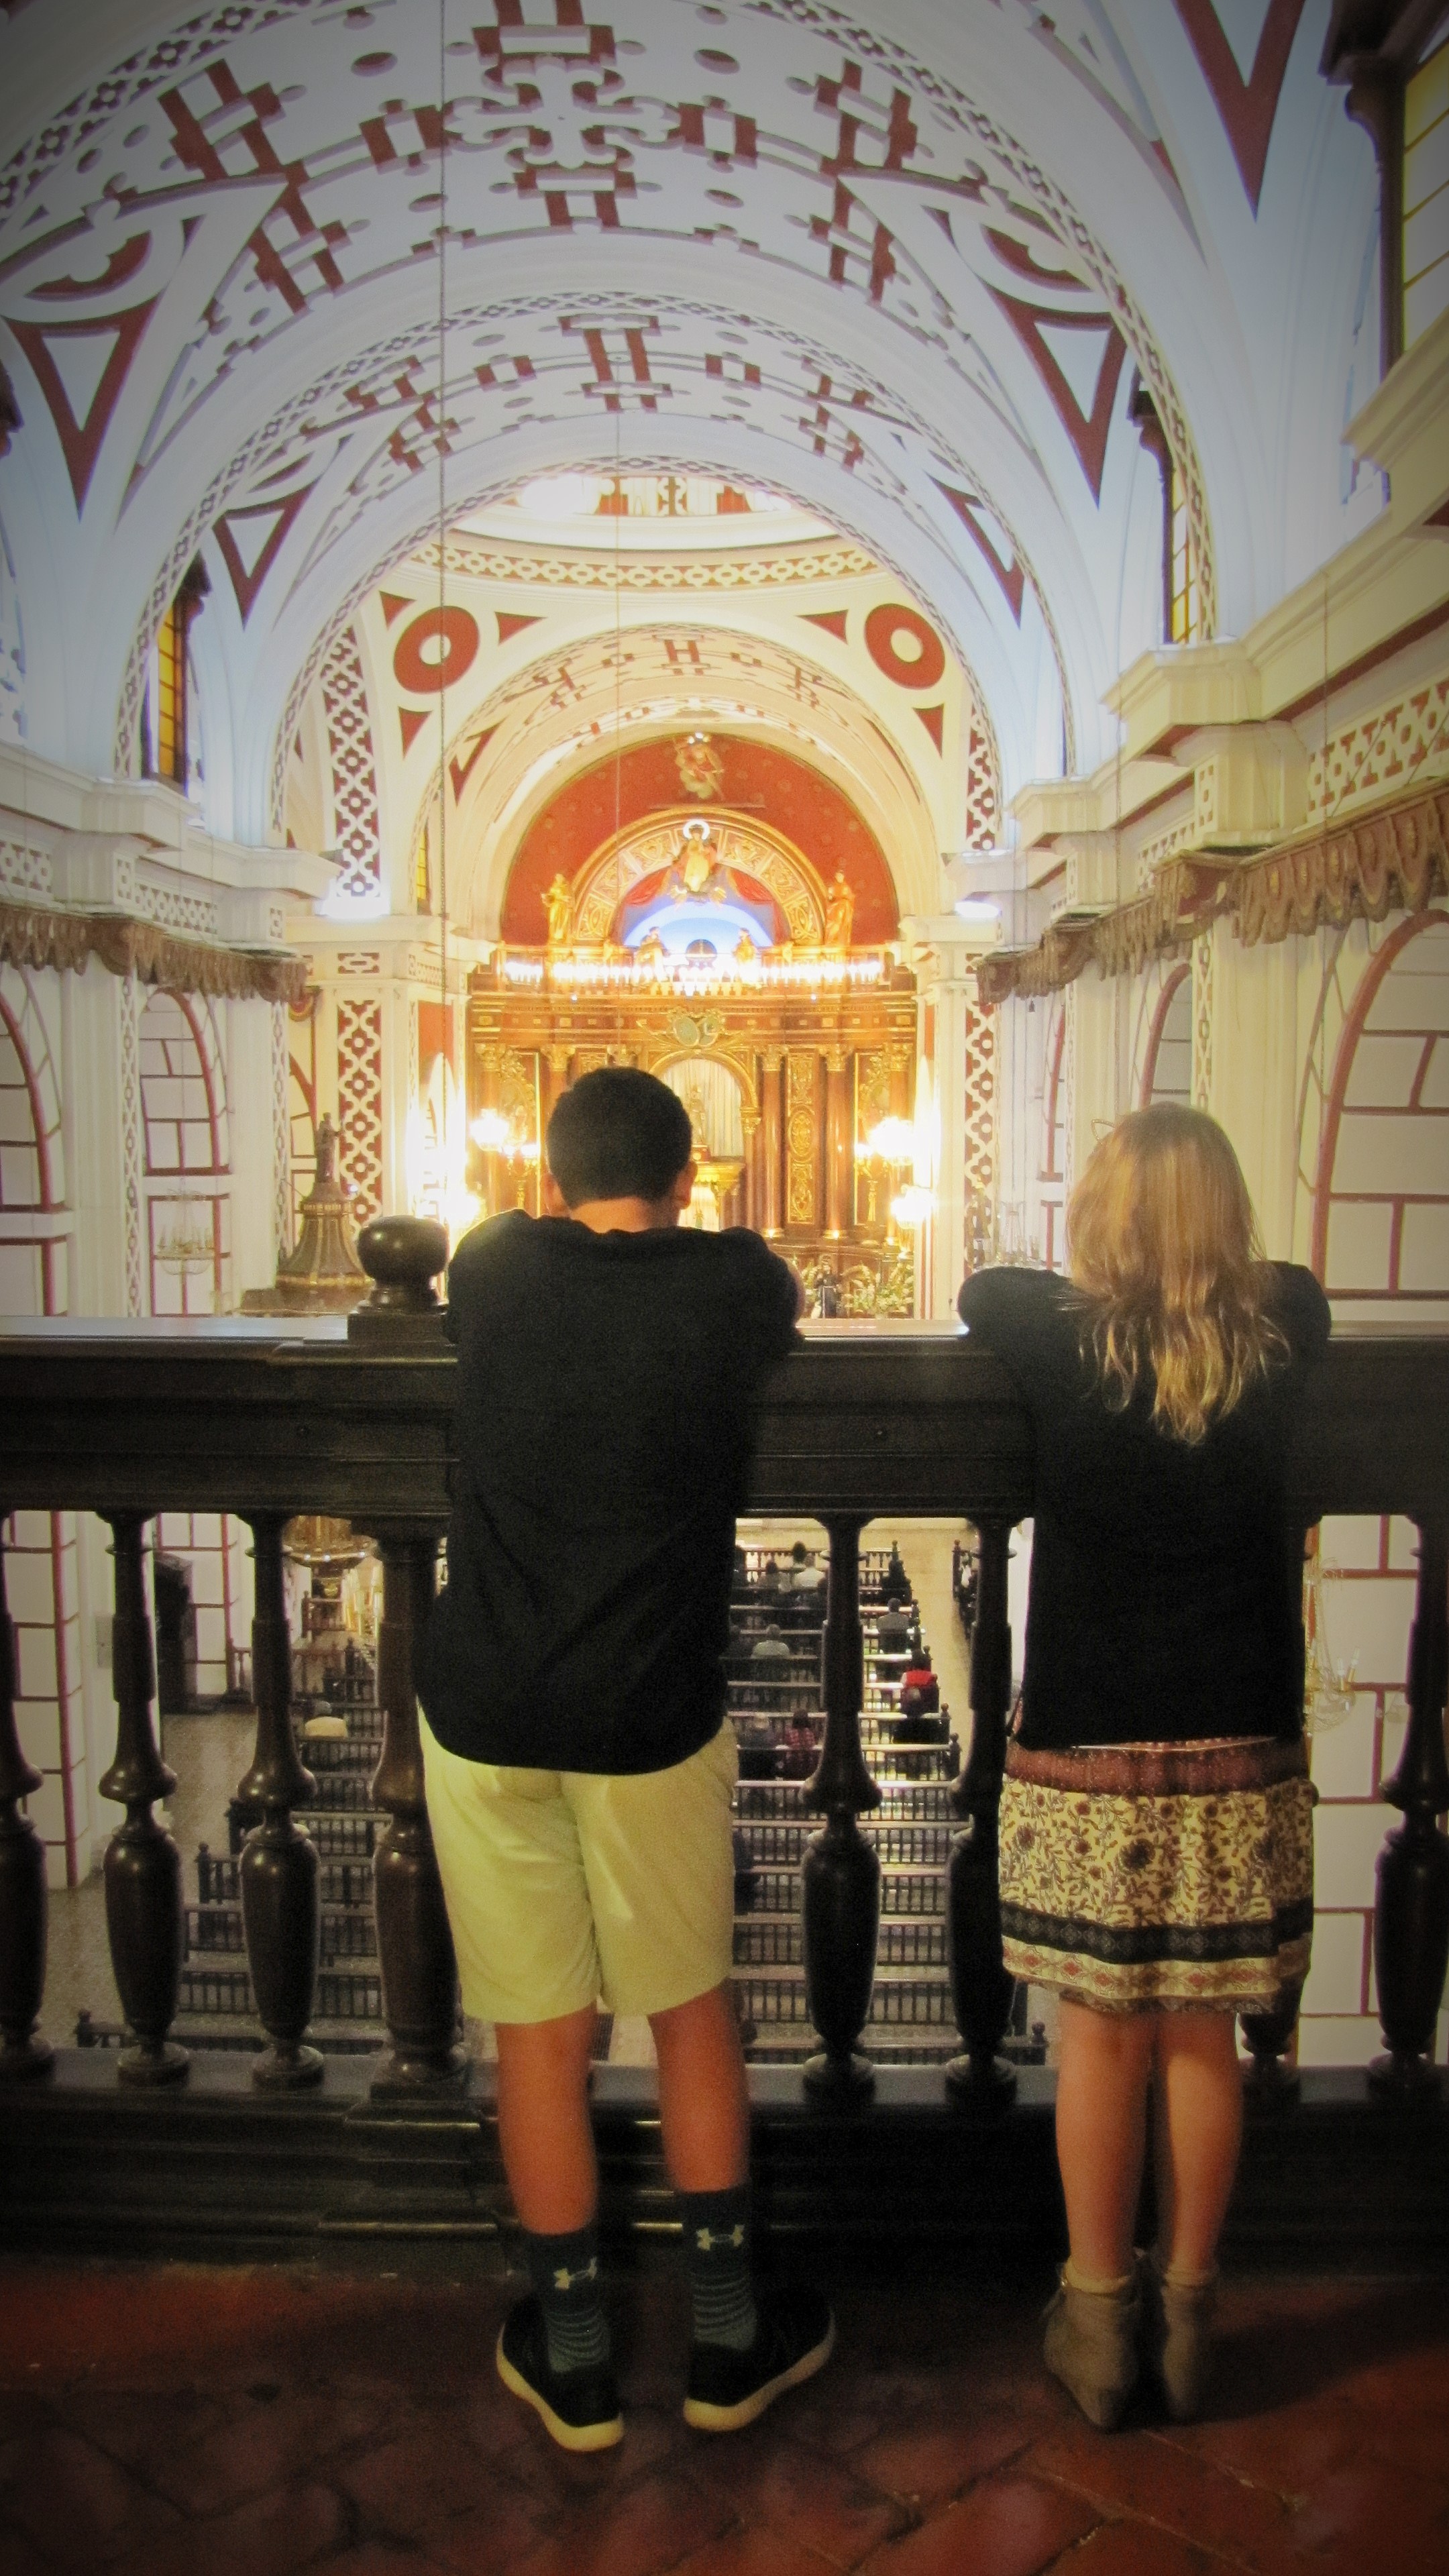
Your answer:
[778,1707,818,1780]
[418,1067,833,2452]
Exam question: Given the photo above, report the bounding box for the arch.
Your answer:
[1139,963,1191,1109]
[0,964,66,1319]
[138,987,230,1316]
[500,735,900,949]
[1311,909,1449,1322]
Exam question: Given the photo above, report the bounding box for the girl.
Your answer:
[959,1107,1330,2429]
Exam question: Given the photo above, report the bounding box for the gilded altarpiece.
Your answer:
[468,808,918,1307]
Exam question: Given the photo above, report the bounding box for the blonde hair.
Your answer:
[1066,1106,1286,1444]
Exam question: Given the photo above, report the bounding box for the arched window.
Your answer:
[1140,964,1191,1108]
[139,988,230,1316]
[1312,912,1449,1326]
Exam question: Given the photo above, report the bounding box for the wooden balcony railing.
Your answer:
[1,1220,1447,2260]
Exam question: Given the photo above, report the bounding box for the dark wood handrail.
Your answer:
[1,1321,1447,1523]
[1,1271,1446,2115]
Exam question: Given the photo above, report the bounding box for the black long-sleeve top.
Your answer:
[955,1263,1332,1750]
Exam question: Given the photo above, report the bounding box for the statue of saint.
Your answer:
[823,869,855,949]
[543,871,574,947]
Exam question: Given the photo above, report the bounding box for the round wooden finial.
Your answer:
[356,1216,449,1310]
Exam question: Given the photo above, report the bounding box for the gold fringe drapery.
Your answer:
[977,784,1449,1006]
[0,900,309,1005]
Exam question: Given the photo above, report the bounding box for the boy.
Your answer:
[417,1067,834,2452]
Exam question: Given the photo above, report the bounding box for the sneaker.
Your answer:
[496,2295,624,2453]
[684,2287,835,2432]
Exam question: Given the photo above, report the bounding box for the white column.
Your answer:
[1205,922,1303,1259]
[227,994,285,1297]
[902,917,998,1320]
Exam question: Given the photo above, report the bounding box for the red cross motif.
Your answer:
[474,1,621,107]
[808,183,897,304]
[160,63,341,315]
[561,317,666,412]
[798,372,869,468]
[814,61,919,176]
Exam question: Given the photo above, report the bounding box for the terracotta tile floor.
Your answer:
[0,2259,1445,2575]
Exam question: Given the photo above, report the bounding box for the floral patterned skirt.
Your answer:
[998,1735,1313,2015]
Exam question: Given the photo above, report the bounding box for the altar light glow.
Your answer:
[859,1117,916,1164]
[890,1185,936,1227]
[470,1108,515,1152]
[500,951,885,996]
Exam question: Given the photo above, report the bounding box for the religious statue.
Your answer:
[674,733,725,800]
[635,927,666,971]
[543,871,575,947]
[733,930,757,967]
[823,869,855,949]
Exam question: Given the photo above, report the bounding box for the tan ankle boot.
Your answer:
[1041,2265,1141,2430]
[1146,2257,1218,2422]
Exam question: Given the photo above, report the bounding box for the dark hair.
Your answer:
[546,1066,692,1206]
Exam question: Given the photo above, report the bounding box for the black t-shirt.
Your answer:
[956,1263,1331,1750]
[417,1212,799,1773]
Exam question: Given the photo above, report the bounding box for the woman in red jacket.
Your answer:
[959,1107,1329,2430]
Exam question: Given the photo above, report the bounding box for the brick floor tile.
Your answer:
[4,2423,188,2569]
[674,2524,844,2576]
[332,2410,502,2534]
[1287,2457,1449,2575]
[0,2521,63,2576]
[311,2550,458,2576]
[151,2388,388,2514]
[686,2428,909,2568]
[64,2385,229,2479]
[494,2467,734,2576]
[1022,2422,1308,2576]
[857,2471,1099,2576]
[142,2478,350,2576]
[1357,2404,1449,2486]
[1168,2398,1362,2500]
[405,2477,556,2576]
[1061,2521,1220,2575]
[502,2400,688,2506]
[851,2408,1031,2512]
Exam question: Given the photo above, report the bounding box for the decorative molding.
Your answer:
[131,873,220,940]
[977,782,1449,1002]
[421,537,878,592]
[0,839,51,898]
[1306,674,1449,824]
[319,627,382,904]
[0,900,308,1005]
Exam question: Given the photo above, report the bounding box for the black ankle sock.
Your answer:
[523,2224,609,2375]
[679,2184,758,2352]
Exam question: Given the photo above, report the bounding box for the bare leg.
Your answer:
[494,2006,599,2235]
[1150,2010,1242,2278]
[1055,2000,1156,2281]
[651,1980,750,2194]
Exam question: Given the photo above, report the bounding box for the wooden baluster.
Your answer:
[1240,1982,1303,2100]
[1369,1515,1449,2095]
[237,1512,322,2088]
[99,1512,186,2085]
[946,1514,1018,2105]
[368,1529,466,2098]
[801,1513,881,2097]
[0,1515,53,2080]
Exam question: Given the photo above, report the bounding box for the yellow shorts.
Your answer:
[419,1713,738,2025]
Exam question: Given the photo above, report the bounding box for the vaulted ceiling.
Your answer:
[0,1,1379,841]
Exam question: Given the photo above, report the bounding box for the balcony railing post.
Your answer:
[1370,1515,1449,2096]
[99,1511,186,2086]
[0,1515,52,2081]
[946,1513,1018,2106]
[1240,1982,1303,2099]
[801,1513,881,2098]
[236,1511,321,2088]
[368,1528,466,2098]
